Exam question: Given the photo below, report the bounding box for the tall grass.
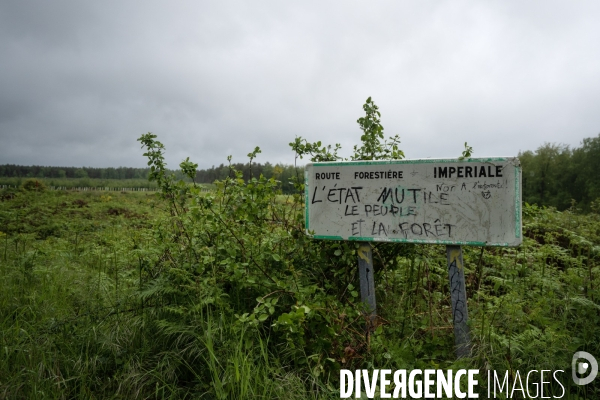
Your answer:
[1,188,599,398]
[0,190,335,398]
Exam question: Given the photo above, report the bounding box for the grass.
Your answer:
[1,187,599,398]
[0,189,332,398]
[0,189,154,397]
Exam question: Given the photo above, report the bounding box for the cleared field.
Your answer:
[0,177,216,192]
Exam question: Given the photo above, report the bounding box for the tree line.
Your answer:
[3,133,600,205]
[520,134,600,211]
[0,162,303,194]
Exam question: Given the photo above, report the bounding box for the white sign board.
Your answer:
[305,158,522,246]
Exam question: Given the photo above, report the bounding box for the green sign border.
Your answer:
[304,158,522,247]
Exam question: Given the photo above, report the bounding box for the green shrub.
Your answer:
[21,178,46,192]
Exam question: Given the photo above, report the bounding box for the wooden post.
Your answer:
[358,242,376,331]
[446,245,471,358]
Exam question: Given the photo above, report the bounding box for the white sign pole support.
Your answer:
[357,242,376,332]
[446,245,471,358]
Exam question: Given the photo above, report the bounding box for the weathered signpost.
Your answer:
[305,158,522,358]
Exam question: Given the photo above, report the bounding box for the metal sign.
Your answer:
[305,158,522,246]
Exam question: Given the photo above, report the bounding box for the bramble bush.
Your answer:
[135,97,600,397]
[134,97,412,392]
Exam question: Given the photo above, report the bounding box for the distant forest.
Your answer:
[519,134,600,211]
[0,162,303,194]
[2,134,600,209]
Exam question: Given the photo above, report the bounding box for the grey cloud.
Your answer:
[1,1,599,169]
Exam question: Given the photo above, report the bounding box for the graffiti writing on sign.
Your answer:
[305,158,522,247]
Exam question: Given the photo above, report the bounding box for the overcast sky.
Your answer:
[1,1,599,169]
